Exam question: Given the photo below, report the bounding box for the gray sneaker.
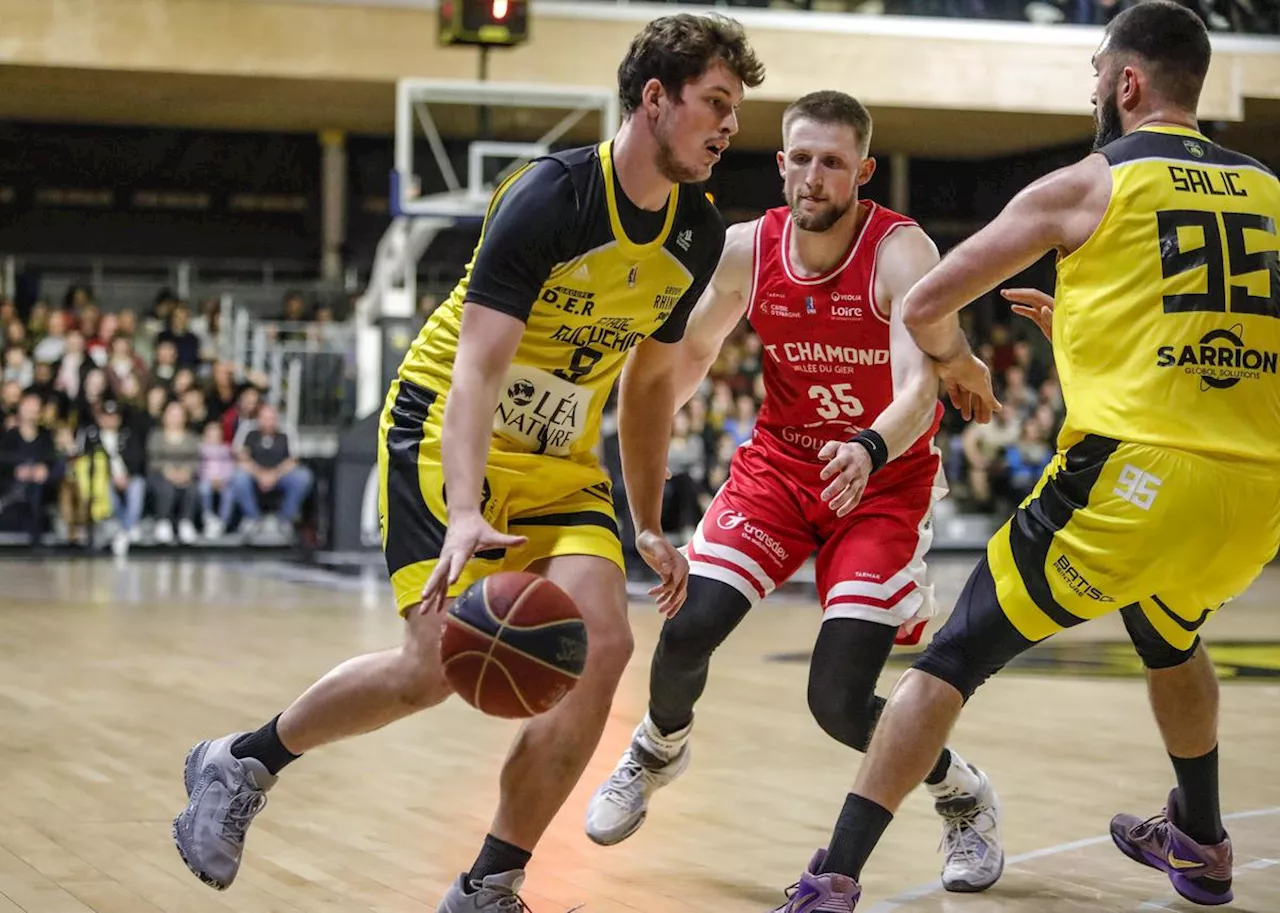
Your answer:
[584,715,691,846]
[437,870,531,912]
[936,765,1004,893]
[172,732,277,890]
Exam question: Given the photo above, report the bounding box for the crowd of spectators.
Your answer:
[0,288,316,553]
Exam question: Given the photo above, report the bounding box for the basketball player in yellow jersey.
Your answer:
[172,15,765,913]
[770,3,1280,910]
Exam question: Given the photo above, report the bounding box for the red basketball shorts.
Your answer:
[686,436,946,646]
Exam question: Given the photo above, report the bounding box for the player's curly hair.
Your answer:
[617,14,765,116]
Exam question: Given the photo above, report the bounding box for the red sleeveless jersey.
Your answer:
[746,201,942,464]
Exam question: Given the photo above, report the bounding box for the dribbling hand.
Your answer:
[418,512,527,615]
[818,439,873,518]
[1003,287,1055,342]
[637,529,688,618]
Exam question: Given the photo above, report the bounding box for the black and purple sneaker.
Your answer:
[770,850,861,912]
[1110,789,1233,906]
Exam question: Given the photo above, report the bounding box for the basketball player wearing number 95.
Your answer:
[777,3,1280,910]
[171,14,764,913]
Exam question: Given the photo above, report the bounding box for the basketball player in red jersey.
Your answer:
[584,91,1005,894]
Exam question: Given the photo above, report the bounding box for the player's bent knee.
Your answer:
[807,687,879,753]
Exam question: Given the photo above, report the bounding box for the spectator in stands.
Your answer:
[53,329,92,401]
[32,309,68,365]
[723,392,757,447]
[5,320,27,352]
[663,409,706,541]
[147,401,202,545]
[199,420,234,539]
[224,404,312,541]
[158,303,202,367]
[1,381,22,429]
[960,405,1020,511]
[0,298,15,328]
[78,304,101,349]
[26,302,50,344]
[87,312,116,366]
[152,340,179,388]
[79,399,148,557]
[68,368,108,430]
[221,383,261,444]
[181,386,210,433]
[0,391,58,545]
[144,383,170,426]
[206,361,239,422]
[1005,414,1054,503]
[3,345,33,389]
[1001,364,1038,421]
[172,367,196,401]
[106,334,148,395]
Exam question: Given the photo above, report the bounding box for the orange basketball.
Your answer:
[441,572,589,719]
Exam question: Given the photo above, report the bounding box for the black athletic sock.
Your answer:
[468,834,532,887]
[817,793,894,881]
[923,747,953,786]
[1171,746,1224,845]
[230,714,301,776]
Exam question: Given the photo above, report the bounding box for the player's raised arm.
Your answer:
[899,155,1108,420]
[670,220,755,409]
[818,226,941,517]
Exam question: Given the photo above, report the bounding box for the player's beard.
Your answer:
[788,190,853,233]
[1093,83,1124,150]
[654,112,709,184]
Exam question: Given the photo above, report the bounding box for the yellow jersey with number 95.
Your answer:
[1053,125,1280,464]
[398,140,724,463]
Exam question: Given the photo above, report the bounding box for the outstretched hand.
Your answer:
[1002,287,1055,342]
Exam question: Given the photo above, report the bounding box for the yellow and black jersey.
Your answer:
[399,140,725,462]
[1053,125,1280,464]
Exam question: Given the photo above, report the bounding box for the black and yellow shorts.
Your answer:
[917,434,1280,696]
[377,379,624,615]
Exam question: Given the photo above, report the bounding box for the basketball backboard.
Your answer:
[393,78,620,220]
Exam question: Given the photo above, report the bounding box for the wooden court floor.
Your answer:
[1,554,1278,913]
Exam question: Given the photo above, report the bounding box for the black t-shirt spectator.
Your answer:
[241,428,292,470]
[1,426,56,484]
[157,329,201,367]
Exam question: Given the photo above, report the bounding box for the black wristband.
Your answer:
[850,429,889,473]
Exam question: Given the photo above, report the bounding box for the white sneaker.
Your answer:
[934,764,1004,893]
[112,530,130,557]
[585,714,692,846]
[155,519,175,545]
[204,515,224,540]
[178,520,199,545]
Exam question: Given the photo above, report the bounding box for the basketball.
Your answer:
[440,571,589,719]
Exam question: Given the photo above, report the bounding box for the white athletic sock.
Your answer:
[926,748,984,799]
[639,713,692,762]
